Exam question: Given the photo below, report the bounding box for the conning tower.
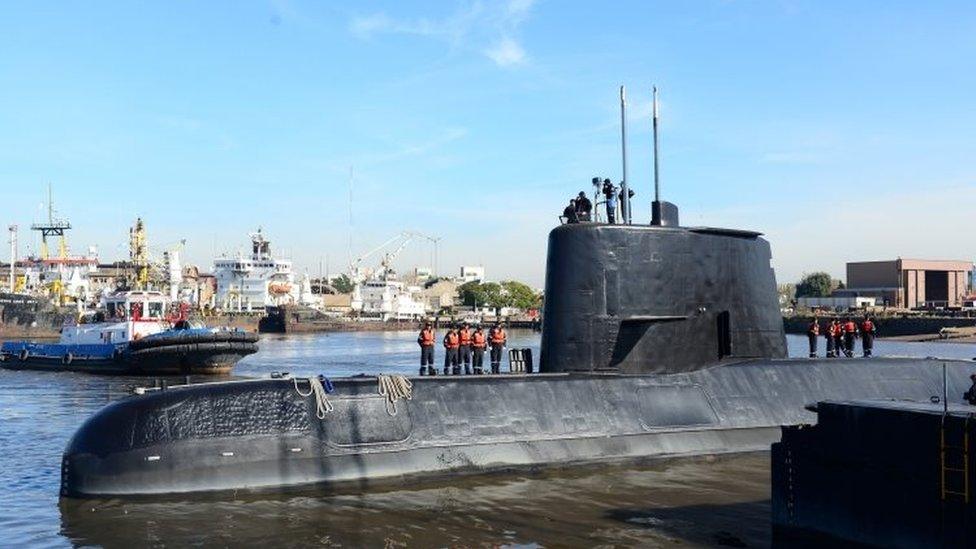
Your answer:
[539,210,786,374]
[540,200,786,374]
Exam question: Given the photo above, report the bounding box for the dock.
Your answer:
[772,399,976,546]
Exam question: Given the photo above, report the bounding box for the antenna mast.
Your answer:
[619,86,631,225]
[653,86,660,203]
[650,86,679,227]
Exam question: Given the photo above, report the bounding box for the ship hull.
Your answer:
[2,332,258,376]
[60,357,974,497]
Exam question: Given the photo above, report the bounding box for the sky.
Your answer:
[0,1,974,288]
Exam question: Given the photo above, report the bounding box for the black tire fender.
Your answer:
[62,352,73,365]
[18,348,29,362]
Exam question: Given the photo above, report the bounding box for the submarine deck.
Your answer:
[61,356,976,496]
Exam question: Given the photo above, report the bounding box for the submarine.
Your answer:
[59,203,976,497]
[60,91,976,498]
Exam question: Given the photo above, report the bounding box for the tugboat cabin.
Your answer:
[61,291,171,345]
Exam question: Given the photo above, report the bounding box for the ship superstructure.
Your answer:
[214,229,295,312]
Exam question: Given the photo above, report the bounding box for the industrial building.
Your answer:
[845,259,973,309]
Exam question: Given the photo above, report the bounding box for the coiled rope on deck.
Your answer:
[294,375,335,419]
[377,374,412,416]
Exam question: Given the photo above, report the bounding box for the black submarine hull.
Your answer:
[61,357,975,497]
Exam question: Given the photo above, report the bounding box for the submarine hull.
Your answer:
[61,357,974,497]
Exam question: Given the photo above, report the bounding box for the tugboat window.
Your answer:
[148,302,164,319]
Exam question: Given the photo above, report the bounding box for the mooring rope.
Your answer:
[377,374,412,416]
[294,375,335,419]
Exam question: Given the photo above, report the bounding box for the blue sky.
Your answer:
[1,1,973,287]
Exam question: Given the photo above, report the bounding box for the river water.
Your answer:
[1,332,974,547]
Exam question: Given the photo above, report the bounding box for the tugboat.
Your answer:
[1,290,258,375]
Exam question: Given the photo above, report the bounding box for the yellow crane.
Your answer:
[130,217,150,290]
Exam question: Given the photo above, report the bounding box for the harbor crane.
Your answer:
[349,230,440,283]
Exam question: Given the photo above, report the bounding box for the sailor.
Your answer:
[842,317,858,357]
[860,316,876,357]
[619,186,635,208]
[458,323,473,374]
[417,322,436,376]
[807,318,820,358]
[832,319,844,358]
[575,191,593,222]
[563,199,579,224]
[472,325,487,374]
[825,320,838,358]
[443,327,460,375]
[489,322,507,374]
[965,374,976,405]
[603,178,617,224]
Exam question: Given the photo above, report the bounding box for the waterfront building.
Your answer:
[459,265,485,283]
[796,296,877,310]
[845,259,974,309]
[214,229,295,312]
[20,256,98,305]
[417,279,458,312]
[351,279,426,321]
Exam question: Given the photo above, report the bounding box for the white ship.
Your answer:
[214,229,295,312]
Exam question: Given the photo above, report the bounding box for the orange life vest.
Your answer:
[808,322,820,336]
[861,320,874,333]
[472,332,486,349]
[419,329,435,346]
[828,324,840,337]
[843,321,857,333]
[490,328,506,345]
[444,332,460,349]
[458,329,471,346]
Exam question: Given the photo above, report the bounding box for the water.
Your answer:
[1,332,973,547]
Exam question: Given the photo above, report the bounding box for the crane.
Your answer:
[349,230,441,283]
[349,233,407,283]
[378,235,415,281]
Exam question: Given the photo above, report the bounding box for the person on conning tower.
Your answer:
[603,178,617,224]
[575,191,592,222]
[563,199,579,224]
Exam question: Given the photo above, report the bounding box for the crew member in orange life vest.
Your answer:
[842,317,858,357]
[860,316,876,357]
[458,323,473,375]
[807,319,820,358]
[443,327,461,375]
[471,326,487,374]
[831,319,843,357]
[489,322,507,374]
[417,322,436,376]
[824,320,839,358]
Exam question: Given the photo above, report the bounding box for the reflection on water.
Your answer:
[57,455,770,548]
[0,330,973,546]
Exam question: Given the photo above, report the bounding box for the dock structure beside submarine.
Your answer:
[772,399,976,546]
[60,201,976,497]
